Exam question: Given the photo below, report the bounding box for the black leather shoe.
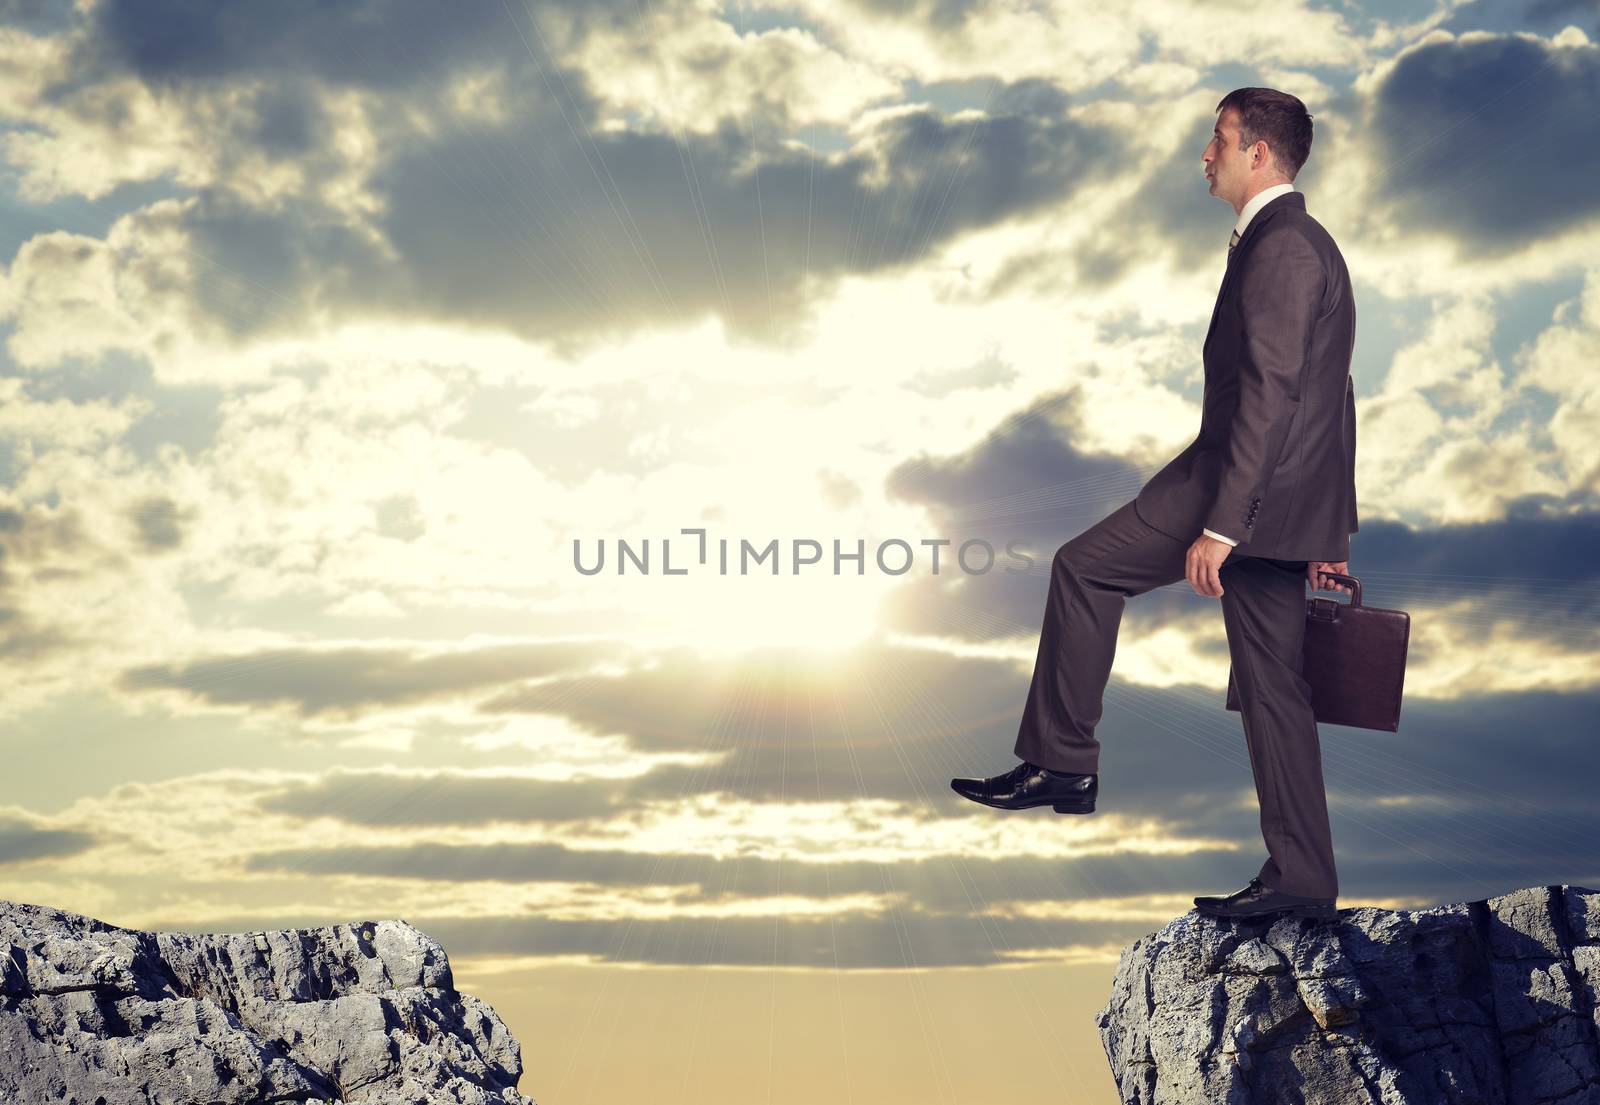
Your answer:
[949,761,1096,814]
[1193,877,1338,921]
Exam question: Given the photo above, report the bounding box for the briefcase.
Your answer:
[1225,572,1410,732]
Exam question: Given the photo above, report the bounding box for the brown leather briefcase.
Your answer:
[1225,572,1410,732]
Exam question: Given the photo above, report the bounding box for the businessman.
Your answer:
[951,87,1358,922]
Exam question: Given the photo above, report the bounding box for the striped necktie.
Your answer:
[1228,228,1240,255]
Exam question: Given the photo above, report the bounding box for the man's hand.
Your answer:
[1186,533,1233,597]
[1308,560,1350,594]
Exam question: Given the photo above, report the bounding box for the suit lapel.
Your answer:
[1203,190,1305,354]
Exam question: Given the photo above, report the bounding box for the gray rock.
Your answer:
[1097,885,1600,1104]
[0,898,537,1104]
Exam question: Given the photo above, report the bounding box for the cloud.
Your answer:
[1523,0,1600,25]
[573,4,901,134]
[1518,265,1600,505]
[0,230,161,366]
[884,386,1146,527]
[1345,507,1600,586]
[1353,268,1600,522]
[2,2,1125,356]
[128,493,186,551]
[788,0,1364,89]
[1355,295,1566,523]
[101,676,1600,962]
[120,640,619,718]
[1367,28,1600,249]
[16,670,1600,966]
[0,811,97,864]
[0,500,95,664]
[242,839,1216,904]
[0,87,1121,361]
[876,385,1165,634]
[77,0,537,90]
[255,770,628,826]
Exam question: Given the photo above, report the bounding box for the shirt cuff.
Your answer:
[1202,527,1239,547]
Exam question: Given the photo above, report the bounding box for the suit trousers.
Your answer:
[1012,497,1338,899]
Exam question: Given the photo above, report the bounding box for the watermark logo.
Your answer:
[574,528,1036,576]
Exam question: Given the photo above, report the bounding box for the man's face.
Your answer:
[1202,108,1256,208]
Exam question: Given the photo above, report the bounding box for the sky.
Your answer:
[1,0,1598,1102]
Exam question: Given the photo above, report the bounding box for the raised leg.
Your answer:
[1013,499,1188,775]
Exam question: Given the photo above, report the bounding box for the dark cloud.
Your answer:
[358,77,1115,347]
[249,840,674,884]
[129,495,185,551]
[1370,32,1600,248]
[0,601,71,660]
[880,385,1156,627]
[150,190,401,345]
[256,771,626,825]
[0,504,92,660]
[72,0,530,92]
[1439,0,1600,37]
[0,0,71,34]
[1339,499,1600,627]
[1523,0,1600,22]
[884,386,1139,525]
[108,85,1112,349]
[244,839,1223,905]
[834,0,990,33]
[119,639,619,717]
[0,814,97,865]
[243,84,328,156]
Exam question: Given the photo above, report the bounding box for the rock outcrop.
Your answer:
[0,899,536,1104]
[1098,884,1600,1104]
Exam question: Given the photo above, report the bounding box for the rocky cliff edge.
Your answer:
[0,898,536,1104]
[1099,884,1600,1104]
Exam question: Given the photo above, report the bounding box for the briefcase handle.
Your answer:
[1309,571,1362,607]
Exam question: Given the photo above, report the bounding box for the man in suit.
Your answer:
[950,87,1358,922]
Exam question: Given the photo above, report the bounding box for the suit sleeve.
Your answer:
[1203,227,1325,544]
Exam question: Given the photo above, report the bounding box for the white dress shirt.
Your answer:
[1202,181,1297,548]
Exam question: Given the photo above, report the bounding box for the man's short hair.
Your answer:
[1217,87,1313,180]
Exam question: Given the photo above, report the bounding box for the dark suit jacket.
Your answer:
[1135,190,1358,562]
